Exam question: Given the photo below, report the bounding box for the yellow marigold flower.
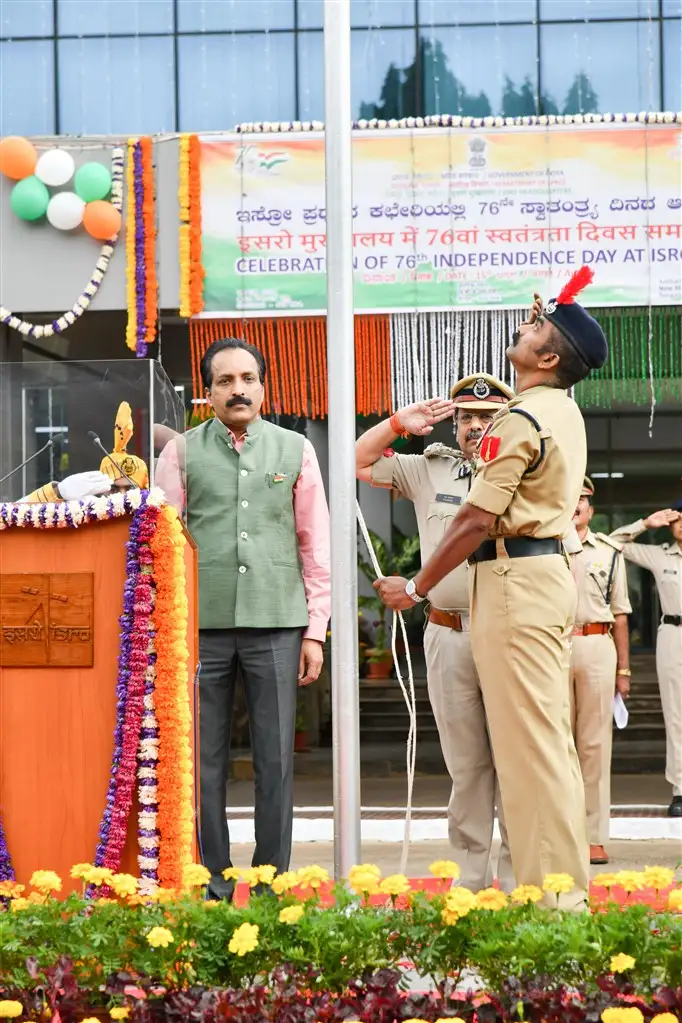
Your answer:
[610,953,636,973]
[279,904,305,925]
[204,899,221,908]
[110,874,138,898]
[476,887,508,911]
[642,866,675,891]
[27,892,47,905]
[379,874,411,897]
[542,873,575,895]
[95,897,117,906]
[429,859,461,881]
[151,888,177,905]
[441,886,476,924]
[0,881,24,899]
[667,888,682,912]
[253,864,277,886]
[272,870,300,895]
[0,1001,23,1018]
[228,922,259,957]
[10,897,30,912]
[127,893,148,907]
[297,865,330,891]
[81,1018,101,1023]
[348,863,382,895]
[651,1015,679,1023]
[614,870,646,894]
[70,862,94,880]
[593,873,619,889]
[146,926,174,949]
[602,1008,644,1023]
[510,884,544,905]
[222,867,242,882]
[81,866,114,887]
[110,1010,131,1021]
[29,869,62,894]
[182,863,211,888]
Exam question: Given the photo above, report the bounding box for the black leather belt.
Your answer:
[469,537,563,563]
[663,614,682,627]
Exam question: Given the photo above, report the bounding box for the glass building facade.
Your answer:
[1,0,680,137]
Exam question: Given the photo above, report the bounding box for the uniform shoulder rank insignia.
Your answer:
[424,443,462,460]
[595,532,621,551]
[480,434,501,462]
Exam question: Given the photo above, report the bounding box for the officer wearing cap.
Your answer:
[570,476,632,864]
[609,499,682,817]
[376,266,608,908]
[355,374,515,893]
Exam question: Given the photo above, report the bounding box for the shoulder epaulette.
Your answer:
[594,532,624,552]
[424,443,463,461]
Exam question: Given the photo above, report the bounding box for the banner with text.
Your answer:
[199,126,681,315]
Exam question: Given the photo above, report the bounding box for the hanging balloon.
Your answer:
[74,161,112,202]
[10,176,50,221]
[47,191,85,231]
[82,199,122,240]
[35,148,75,187]
[0,136,38,180]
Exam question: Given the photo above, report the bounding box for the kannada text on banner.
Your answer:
[199,126,682,315]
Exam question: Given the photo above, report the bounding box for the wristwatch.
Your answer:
[405,578,426,603]
[616,668,632,676]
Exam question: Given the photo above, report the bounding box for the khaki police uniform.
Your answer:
[371,444,514,893]
[465,384,589,907]
[609,520,682,797]
[570,529,631,845]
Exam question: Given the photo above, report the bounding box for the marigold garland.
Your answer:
[150,505,193,889]
[125,136,158,357]
[179,133,204,318]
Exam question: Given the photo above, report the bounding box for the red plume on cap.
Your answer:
[556,265,594,305]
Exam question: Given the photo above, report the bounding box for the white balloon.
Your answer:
[46,191,85,231]
[35,148,75,186]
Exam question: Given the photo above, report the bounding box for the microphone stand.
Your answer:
[0,433,65,486]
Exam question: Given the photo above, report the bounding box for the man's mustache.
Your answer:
[466,430,483,443]
[226,396,253,408]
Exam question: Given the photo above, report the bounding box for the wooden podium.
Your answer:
[0,513,198,893]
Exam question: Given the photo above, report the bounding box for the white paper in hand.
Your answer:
[613,693,629,729]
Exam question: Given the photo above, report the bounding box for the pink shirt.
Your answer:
[156,426,331,643]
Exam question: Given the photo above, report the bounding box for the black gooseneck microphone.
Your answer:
[88,430,140,489]
[0,432,66,486]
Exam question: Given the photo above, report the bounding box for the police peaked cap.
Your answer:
[581,476,595,498]
[450,373,514,411]
[543,266,609,370]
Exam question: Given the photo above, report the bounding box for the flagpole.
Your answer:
[323,0,362,878]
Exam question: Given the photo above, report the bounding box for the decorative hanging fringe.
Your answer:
[189,315,392,420]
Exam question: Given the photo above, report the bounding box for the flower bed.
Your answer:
[1,862,681,1022]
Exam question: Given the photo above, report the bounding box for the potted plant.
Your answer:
[357,526,421,681]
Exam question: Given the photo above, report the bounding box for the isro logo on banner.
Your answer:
[480,435,501,462]
[235,144,289,176]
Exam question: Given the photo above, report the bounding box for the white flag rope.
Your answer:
[356,499,417,875]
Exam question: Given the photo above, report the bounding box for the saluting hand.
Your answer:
[298,639,324,687]
[373,576,414,612]
[644,508,680,529]
[395,398,456,437]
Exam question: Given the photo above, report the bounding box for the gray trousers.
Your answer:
[198,627,302,898]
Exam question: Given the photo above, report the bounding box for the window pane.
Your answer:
[423,25,537,117]
[298,30,324,120]
[353,28,416,119]
[179,33,295,129]
[419,0,536,23]
[299,0,416,28]
[59,37,175,133]
[541,21,661,113]
[663,0,682,15]
[58,0,173,34]
[0,40,54,133]
[540,0,653,19]
[177,0,294,31]
[663,19,681,108]
[1,0,53,38]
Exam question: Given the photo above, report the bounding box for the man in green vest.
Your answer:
[180,338,331,900]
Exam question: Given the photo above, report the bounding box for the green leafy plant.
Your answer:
[357,525,421,658]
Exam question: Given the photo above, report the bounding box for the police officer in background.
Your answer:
[376,266,608,908]
[571,476,632,865]
[610,499,682,817]
[355,374,515,893]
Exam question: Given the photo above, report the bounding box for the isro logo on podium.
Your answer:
[235,145,290,176]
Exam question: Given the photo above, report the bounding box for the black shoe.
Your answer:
[207,877,235,902]
[667,796,682,818]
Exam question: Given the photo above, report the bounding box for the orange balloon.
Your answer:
[82,200,122,240]
[0,136,38,180]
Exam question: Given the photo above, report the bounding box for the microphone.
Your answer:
[88,430,140,489]
[0,432,66,486]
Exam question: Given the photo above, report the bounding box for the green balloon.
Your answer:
[10,175,49,221]
[74,161,112,202]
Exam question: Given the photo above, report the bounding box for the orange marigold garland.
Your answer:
[141,136,158,346]
[124,140,137,351]
[179,133,204,318]
[150,505,194,888]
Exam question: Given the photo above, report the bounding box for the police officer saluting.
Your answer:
[570,476,632,865]
[376,266,608,908]
[356,373,515,893]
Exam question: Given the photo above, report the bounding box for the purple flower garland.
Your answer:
[0,811,14,882]
[133,140,148,359]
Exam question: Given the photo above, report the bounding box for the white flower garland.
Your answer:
[235,111,681,133]
[0,487,167,530]
[0,147,125,341]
